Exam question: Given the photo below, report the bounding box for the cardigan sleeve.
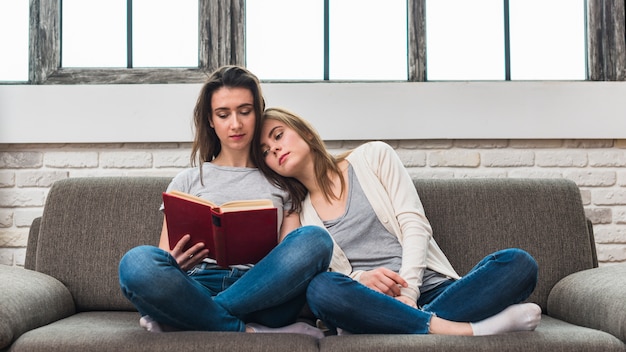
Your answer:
[358,142,433,302]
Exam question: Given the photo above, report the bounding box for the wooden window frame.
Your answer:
[28,0,625,84]
[30,0,244,84]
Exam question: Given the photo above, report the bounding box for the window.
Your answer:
[3,0,624,84]
[246,0,407,81]
[0,0,29,82]
[508,0,586,80]
[426,0,586,81]
[61,0,198,68]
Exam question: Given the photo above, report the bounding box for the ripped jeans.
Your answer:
[307,248,538,334]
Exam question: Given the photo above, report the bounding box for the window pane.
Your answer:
[329,0,407,80]
[246,0,323,80]
[0,0,29,82]
[133,0,198,68]
[426,0,504,81]
[509,0,586,80]
[62,0,127,68]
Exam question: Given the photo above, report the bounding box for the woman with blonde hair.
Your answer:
[257,107,541,336]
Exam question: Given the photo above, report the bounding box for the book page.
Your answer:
[218,199,274,212]
[167,190,218,208]
[167,190,273,212]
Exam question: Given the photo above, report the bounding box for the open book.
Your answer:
[162,190,278,267]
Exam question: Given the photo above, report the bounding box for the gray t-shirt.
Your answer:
[323,165,448,294]
[163,162,291,238]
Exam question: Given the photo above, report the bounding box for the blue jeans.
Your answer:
[307,248,538,334]
[119,225,333,332]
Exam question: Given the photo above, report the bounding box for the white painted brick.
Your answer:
[618,171,626,187]
[507,169,563,178]
[593,225,626,243]
[428,151,480,167]
[16,171,68,187]
[0,249,16,266]
[124,143,178,150]
[563,140,614,148]
[14,209,43,228]
[0,210,12,228]
[0,172,15,187]
[69,169,179,178]
[327,147,351,157]
[595,244,626,262]
[406,168,455,179]
[614,207,626,224]
[0,189,47,207]
[0,228,28,247]
[454,170,507,178]
[481,151,534,167]
[585,208,612,224]
[44,151,99,168]
[0,248,26,266]
[153,150,192,168]
[588,150,626,167]
[509,140,563,148]
[100,152,153,168]
[592,189,626,205]
[562,170,616,187]
[395,149,427,167]
[2,141,626,267]
[454,140,508,148]
[343,140,371,149]
[580,189,591,205]
[0,151,43,168]
[323,140,343,149]
[398,140,453,149]
[13,248,26,266]
[535,151,588,167]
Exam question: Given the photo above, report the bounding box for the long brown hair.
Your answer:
[256,107,346,213]
[191,66,265,168]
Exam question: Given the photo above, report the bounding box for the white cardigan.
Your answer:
[300,141,460,301]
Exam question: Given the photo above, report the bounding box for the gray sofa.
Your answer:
[2,176,625,352]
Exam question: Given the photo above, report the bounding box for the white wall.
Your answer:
[2,81,626,143]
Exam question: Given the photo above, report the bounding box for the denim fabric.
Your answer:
[307,248,538,334]
[118,225,333,332]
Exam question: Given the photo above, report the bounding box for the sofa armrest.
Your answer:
[547,263,626,343]
[0,265,75,349]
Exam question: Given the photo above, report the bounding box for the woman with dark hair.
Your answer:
[118,67,332,337]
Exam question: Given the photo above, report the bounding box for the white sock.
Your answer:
[247,322,325,339]
[470,303,542,336]
[139,315,163,333]
[336,327,352,335]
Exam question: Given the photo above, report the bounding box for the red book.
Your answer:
[162,191,278,267]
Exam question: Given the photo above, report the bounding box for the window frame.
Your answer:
[30,0,244,84]
[25,0,626,84]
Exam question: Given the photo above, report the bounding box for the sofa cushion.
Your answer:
[318,315,625,352]
[9,311,320,352]
[34,177,171,311]
[412,178,595,310]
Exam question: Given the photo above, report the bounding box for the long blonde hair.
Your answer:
[255,107,346,214]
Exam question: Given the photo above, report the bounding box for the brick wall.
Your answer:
[1,139,626,267]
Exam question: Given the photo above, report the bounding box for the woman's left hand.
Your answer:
[170,234,210,271]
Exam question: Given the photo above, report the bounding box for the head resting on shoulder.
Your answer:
[256,107,345,213]
[191,65,265,166]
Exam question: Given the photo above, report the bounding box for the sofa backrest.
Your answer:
[413,178,596,311]
[28,177,595,313]
[31,177,170,311]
